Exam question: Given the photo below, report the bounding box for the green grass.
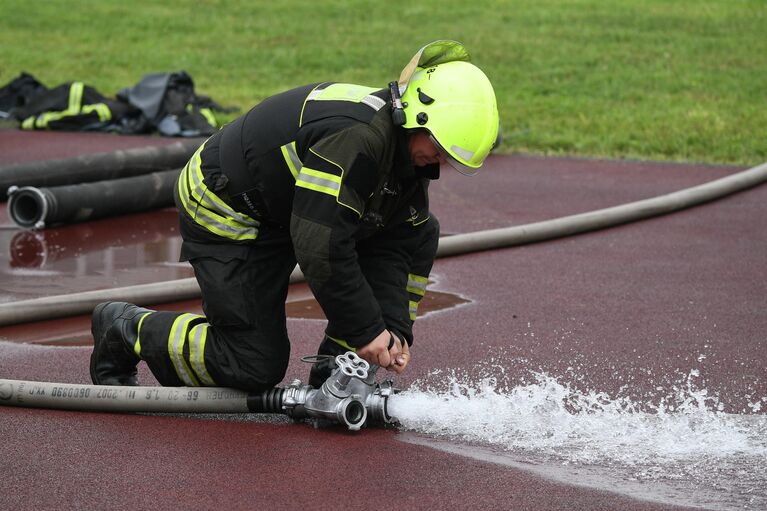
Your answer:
[1,0,765,165]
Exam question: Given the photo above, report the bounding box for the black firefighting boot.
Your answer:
[90,301,152,386]
[308,336,349,388]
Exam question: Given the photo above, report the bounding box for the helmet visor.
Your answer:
[429,135,479,176]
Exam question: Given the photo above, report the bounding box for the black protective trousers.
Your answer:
[135,216,440,392]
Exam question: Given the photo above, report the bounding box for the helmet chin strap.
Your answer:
[414,163,440,180]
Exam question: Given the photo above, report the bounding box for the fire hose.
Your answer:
[0,352,397,431]
[0,139,200,201]
[6,168,179,229]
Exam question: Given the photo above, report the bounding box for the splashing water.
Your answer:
[389,370,767,510]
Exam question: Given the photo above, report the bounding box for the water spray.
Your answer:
[0,352,398,431]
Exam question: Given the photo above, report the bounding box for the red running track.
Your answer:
[1,129,765,510]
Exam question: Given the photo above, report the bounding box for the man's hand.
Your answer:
[389,334,411,374]
[356,330,411,373]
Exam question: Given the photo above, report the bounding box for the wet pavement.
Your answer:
[1,129,765,510]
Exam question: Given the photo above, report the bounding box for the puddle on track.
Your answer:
[286,289,468,320]
[0,208,192,302]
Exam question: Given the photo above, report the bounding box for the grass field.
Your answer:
[1,0,765,165]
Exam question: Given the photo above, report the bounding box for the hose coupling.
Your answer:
[281,352,398,430]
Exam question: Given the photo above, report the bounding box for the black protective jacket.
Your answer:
[176,82,436,348]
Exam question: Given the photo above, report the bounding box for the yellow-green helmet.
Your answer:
[399,43,499,175]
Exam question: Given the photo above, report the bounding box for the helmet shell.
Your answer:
[401,61,499,173]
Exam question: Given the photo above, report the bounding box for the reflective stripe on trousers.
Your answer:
[407,273,428,321]
[167,314,216,386]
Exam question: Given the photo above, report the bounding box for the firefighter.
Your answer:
[90,41,499,391]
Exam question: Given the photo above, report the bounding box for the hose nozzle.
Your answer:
[279,352,398,430]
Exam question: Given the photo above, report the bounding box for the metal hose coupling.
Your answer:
[7,185,52,229]
[281,352,398,431]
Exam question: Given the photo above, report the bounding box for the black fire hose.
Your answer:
[7,168,180,229]
[0,139,200,201]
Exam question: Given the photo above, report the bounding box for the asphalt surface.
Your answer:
[1,129,765,510]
